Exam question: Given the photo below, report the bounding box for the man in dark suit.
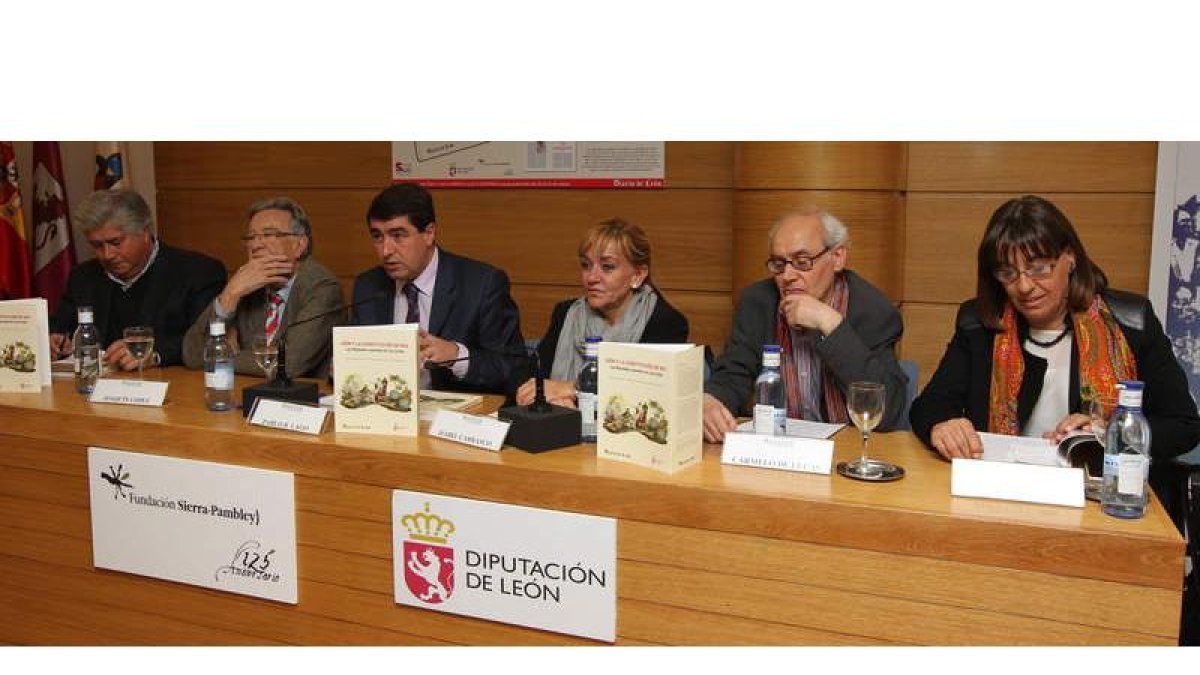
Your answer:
[350,183,524,394]
[49,189,226,371]
[182,196,343,379]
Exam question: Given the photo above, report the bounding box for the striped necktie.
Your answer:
[264,291,284,340]
[403,282,420,325]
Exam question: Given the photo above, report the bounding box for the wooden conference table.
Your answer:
[0,368,1184,645]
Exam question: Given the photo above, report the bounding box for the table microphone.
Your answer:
[495,349,582,453]
[241,291,388,416]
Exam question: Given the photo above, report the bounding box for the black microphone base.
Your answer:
[241,380,320,417]
[497,402,581,453]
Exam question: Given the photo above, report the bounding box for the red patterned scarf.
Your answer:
[776,273,850,423]
[988,295,1137,435]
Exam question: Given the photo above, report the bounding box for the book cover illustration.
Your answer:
[333,324,420,436]
[0,298,50,392]
[597,342,702,473]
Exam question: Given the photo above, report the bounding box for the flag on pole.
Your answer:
[32,141,76,314]
[94,141,131,190]
[0,142,33,300]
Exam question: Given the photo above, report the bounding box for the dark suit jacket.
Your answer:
[704,270,909,431]
[50,244,227,367]
[350,248,524,394]
[182,257,344,379]
[534,291,690,378]
[909,290,1200,525]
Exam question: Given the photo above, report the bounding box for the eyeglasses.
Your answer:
[766,246,831,275]
[994,260,1058,285]
[240,230,298,243]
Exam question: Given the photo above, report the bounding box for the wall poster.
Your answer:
[391,142,664,188]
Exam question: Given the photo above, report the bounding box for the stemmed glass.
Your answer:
[836,381,905,482]
[1082,390,1117,497]
[1087,391,1118,445]
[122,326,154,380]
[252,335,280,383]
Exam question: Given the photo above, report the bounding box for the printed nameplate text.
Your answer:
[88,447,298,603]
[89,378,168,407]
[721,431,834,475]
[429,410,510,452]
[249,398,329,435]
[951,458,1085,507]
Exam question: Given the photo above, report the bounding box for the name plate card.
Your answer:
[951,458,1085,508]
[429,410,511,452]
[89,378,168,407]
[393,489,616,642]
[721,431,834,475]
[88,447,298,603]
[248,399,329,435]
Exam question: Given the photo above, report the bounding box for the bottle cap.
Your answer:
[209,320,226,337]
[762,344,781,367]
[1117,380,1144,409]
[77,308,94,323]
[584,335,601,357]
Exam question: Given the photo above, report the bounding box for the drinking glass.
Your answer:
[1087,391,1118,445]
[836,381,905,481]
[253,335,279,382]
[123,326,154,380]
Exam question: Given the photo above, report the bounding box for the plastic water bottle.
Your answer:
[1101,380,1152,519]
[753,345,786,435]
[204,320,235,412]
[73,306,100,395]
[576,336,601,442]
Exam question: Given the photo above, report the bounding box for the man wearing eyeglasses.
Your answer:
[702,207,908,443]
[182,197,342,379]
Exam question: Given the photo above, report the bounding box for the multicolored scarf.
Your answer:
[775,273,850,423]
[988,294,1137,435]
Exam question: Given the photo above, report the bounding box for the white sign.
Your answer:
[89,378,168,407]
[735,417,845,439]
[392,490,616,642]
[978,432,1063,467]
[721,431,834,475]
[391,141,665,188]
[950,458,1085,508]
[88,447,298,603]
[428,410,510,452]
[248,398,329,435]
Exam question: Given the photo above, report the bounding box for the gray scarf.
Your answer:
[549,284,659,380]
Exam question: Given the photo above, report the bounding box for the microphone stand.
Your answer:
[495,348,582,452]
[240,290,389,417]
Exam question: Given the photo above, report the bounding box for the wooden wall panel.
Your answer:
[900,303,960,389]
[907,142,1157,193]
[732,190,905,300]
[735,142,906,190]
[664,141,735,188]
[903,193,1155,305]
[155,142,389,189]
